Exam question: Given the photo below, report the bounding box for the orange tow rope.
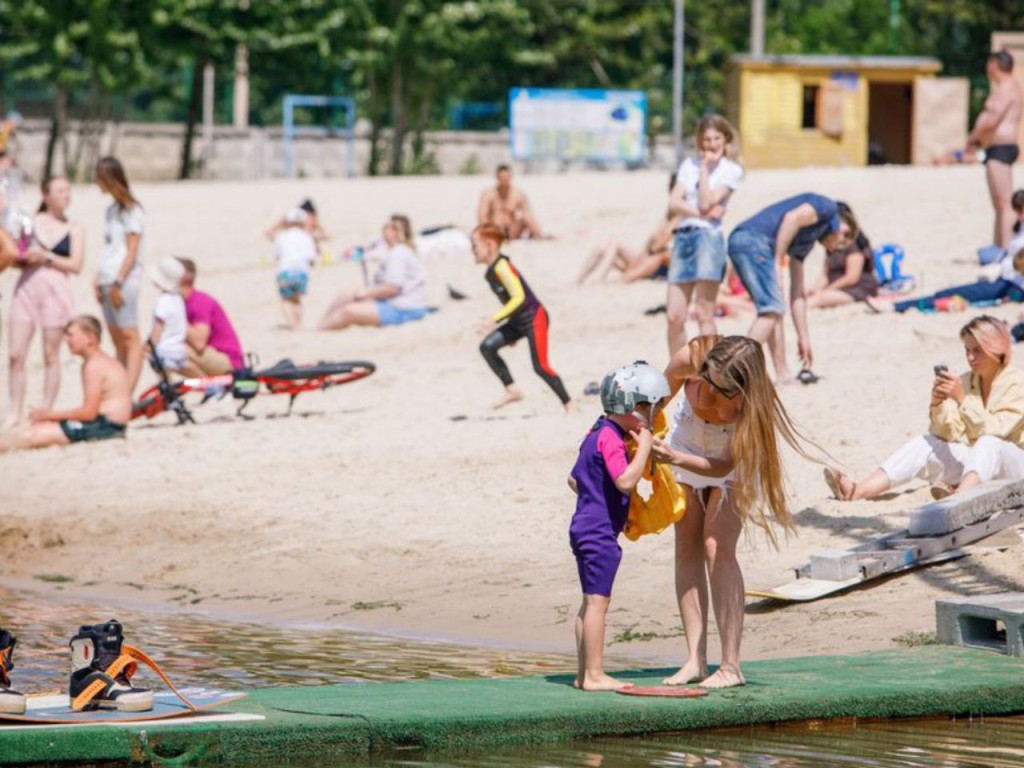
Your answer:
[71,645,196,712]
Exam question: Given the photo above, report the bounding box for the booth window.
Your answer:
[802,85,820,128]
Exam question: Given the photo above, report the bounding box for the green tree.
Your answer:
[0,0,150,179]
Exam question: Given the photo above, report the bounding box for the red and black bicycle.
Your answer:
[131,353,376,424]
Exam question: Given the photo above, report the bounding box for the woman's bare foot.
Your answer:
[574,674,634,692]
[864,296,894,314]
[823,467,855,501]
[699,666,745,689]
[663,660,708,686]
[492,387,524,410]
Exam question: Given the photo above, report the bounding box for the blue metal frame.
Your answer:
[282,94,356,178]
[447,101,503,130]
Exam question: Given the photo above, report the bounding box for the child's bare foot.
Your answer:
[492,387,524,410]
[663,660,708,686]
[563,400,576,414]
[699,666,745,689]
[575,673,633,692]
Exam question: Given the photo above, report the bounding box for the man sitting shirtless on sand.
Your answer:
[1,315,131,450]
[477,164,548,240]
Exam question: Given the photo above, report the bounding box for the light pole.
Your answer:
[751,0,765,58]
[672,0,685,164]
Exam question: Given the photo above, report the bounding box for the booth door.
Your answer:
[912,78,969,165]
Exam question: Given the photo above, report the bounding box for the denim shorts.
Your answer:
[376,300,428,327]
[668,227,726,284]
[727,228,785,315]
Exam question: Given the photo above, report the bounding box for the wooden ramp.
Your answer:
[748,480,1024,602]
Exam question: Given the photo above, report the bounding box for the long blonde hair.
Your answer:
[700,336,821,546]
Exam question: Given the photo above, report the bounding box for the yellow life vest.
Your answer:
[622,408,686,541]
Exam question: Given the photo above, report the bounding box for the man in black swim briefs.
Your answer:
[0,315,131,451]
[968,49,1023,250]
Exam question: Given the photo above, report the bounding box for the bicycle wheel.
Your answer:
[256,360,375,380]
[131,389,165,421]
[257,360,375,395]
[131,381,187,421]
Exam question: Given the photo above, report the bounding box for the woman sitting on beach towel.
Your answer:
[825,315,1024,502]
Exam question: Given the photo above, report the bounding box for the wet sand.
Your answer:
[2,164,1023,669]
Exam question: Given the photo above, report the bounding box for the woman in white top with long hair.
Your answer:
[94,156,145,392]
[665,115,743,355]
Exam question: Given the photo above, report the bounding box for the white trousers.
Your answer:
[880,433,1024,488]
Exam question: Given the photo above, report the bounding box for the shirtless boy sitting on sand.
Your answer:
[1,315,131,450]
[477,164,548,240]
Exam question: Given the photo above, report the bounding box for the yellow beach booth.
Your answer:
[725,54,968,168]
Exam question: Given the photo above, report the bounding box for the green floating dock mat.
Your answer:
[3,647,1023,766]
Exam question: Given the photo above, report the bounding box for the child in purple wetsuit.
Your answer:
[569,361,669,691]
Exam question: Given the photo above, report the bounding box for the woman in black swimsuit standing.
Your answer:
[6,175,84,426]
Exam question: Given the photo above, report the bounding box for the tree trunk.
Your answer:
[44,88,68,180]
[367,68,383,176]
[411,85,434,168]
[388,61,407,176]
[179,59,204,180]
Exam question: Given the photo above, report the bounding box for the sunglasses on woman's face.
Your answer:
[700,364,739,400]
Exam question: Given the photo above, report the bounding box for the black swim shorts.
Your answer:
[984,144,1020,165]
[59,415,127,443]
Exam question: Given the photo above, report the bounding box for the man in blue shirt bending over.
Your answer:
[727,193,852,382]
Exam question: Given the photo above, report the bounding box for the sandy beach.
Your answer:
[2,163,1023,670]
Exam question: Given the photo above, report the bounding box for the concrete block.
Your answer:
[808,550,905,581]
[809,550,864,581]
[909,479,1024,536]
[936,594,1024,657]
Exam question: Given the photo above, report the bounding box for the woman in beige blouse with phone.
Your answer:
[825,315,1024,501]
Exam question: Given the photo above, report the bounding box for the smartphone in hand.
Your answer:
[933,364,948,377]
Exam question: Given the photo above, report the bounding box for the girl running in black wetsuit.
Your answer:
[472,224,572,411]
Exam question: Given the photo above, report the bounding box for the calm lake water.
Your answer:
[3,587,1023,768]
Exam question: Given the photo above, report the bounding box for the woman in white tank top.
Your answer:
[652,335,820,690]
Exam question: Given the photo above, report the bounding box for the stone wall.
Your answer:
[9,119,679,181]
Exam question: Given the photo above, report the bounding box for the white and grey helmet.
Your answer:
[600,361,670,415]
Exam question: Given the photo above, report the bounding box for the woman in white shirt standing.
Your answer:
[94,156,145,392]
[666,116,744,355]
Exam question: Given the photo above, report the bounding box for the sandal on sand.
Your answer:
[930,483,954,501]
[797,368,820,385]
[823,468,854,501]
